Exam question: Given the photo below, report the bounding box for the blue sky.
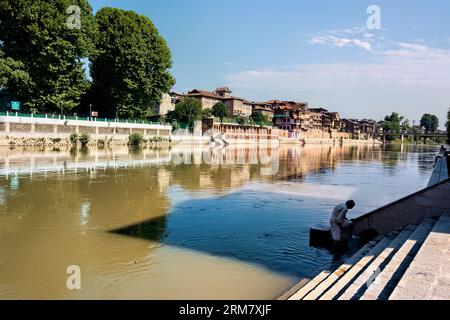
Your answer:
[90,0,450,127]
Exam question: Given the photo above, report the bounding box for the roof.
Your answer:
[254,106,274,112]
[187,89,244,101]
[215,87,232,93]
[188,89,223,99]
[309,107,329,113]
[343,118,359,124]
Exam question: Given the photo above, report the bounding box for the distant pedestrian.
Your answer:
[330,200,355,244]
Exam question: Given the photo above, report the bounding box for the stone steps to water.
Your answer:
[288,235,385,300]
[389,213,450,300]
[304,232,399,300]
[361,218,437,300]
[337,225,417,300]
[317,231,403,300]
[287,214,449,300]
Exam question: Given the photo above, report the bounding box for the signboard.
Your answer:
[91,111,98,117]
[10,101,21,111]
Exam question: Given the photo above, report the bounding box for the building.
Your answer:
[329,112,342,130]
[309,109,324,131]
[152,92,185,116]
[187,89,223,110]
[272,102,310,138]
[251,102,274,121]
[342,118,360,135]
[187,87,251,118]
[359,119,379,139]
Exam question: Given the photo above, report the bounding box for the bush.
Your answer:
[79,132,90,147]
[128,133,143,146]
[97,139,105,148]
[172,120,180,131]
[69,133,79,145]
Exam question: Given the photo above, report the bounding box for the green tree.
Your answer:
[383,112,404,141]
[212,102,228,123]
[91,7,175,119]
[173,97,202,133]
[251,110,266,123]
[0,50,30,89]
[446,107,450,145]
[0,0,95,114]
[401,119,412,133]
[201,108,213,119]
[420,114,439,134]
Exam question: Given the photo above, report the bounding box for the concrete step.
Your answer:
[288,236,382,300]
[389,213,450,300]
[317,230,400,300]
[361,218,437,300]
[338,225,417,300]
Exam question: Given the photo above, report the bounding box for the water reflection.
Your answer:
[0,144,440,299]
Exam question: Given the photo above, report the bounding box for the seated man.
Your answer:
[330,200,355,245]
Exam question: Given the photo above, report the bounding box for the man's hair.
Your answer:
[346,200,356,209]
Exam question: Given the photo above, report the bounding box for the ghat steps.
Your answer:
[287,213,450,300]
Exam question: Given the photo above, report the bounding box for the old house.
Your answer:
[252,102,274,121]
[273,102,310,138]
[187,87,251,118]
[342,118,360,135]
[359,119,379,139]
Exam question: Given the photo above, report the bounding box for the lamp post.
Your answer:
[89,104,92,121]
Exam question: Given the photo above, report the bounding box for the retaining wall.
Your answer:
[0,114,171,146]
[353,178,450,236]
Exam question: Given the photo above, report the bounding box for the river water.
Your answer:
[0,144,439,299]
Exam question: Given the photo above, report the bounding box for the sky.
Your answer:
[90,0,450,128]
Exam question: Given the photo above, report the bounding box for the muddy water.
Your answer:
[0,144,439,299]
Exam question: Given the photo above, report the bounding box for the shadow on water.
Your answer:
[110,193,347,279]
[113,215,168,242]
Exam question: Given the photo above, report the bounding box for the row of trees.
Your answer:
[383,111,449,143]
[0,0,175,119]
[383,113,440,134]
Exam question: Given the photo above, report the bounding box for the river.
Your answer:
[0,143,439,299]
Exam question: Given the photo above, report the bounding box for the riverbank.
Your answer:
[1,113,386,147]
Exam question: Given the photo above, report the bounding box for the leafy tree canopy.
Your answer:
[0,0,95,113]
[383,112,404,133]
[173,97,202,133]
[212,102,228,122]
[251,110,266,123]
[420,113,439,134]
[90,7,175,119]
[0,49,30,89]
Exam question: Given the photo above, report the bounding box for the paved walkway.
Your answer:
[428,155,449,187]
[389,213,450,300]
